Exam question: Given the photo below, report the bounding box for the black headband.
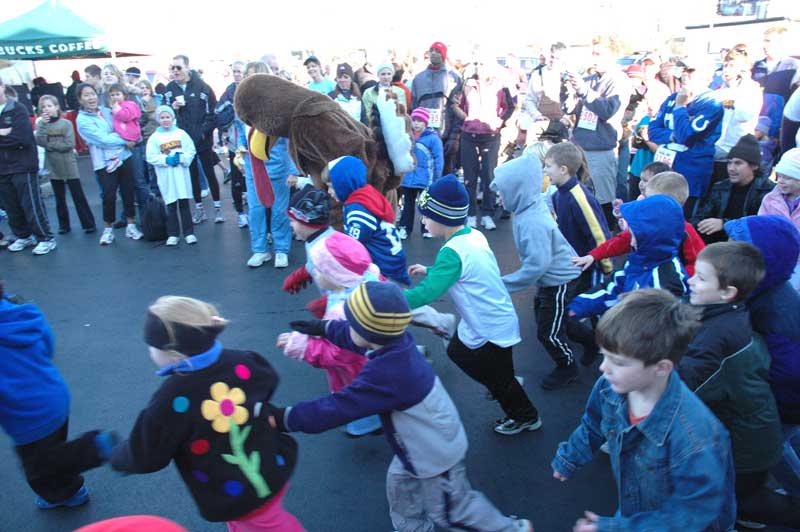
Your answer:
[143,310,223,356]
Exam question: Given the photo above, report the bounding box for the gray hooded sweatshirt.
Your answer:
[491,153,581,291]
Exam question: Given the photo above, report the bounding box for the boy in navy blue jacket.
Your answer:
[0,283,114,509]
[544,142,612,365]
[272,282,532,532]
[324,156,411,285]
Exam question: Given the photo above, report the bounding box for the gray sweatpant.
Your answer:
[386,457,518,532]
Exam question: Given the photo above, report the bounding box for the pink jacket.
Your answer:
[759,187,800,233]
[283,300,366,393]
[111,101,142,142]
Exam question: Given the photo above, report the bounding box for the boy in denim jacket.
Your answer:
[552,289,735,531]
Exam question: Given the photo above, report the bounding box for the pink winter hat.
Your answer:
[310,232,380,288]
[410,107,430,126]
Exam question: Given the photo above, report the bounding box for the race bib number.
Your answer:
[654,145,677,167]
[577,108,598,131]
[425,108,443,129]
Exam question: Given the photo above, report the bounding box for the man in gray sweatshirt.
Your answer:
[565,36,632,227]
[491,151,583,390]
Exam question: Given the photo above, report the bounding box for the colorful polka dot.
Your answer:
[275,454,285,467]
[224,480,244,496]
[192,470,209,483]
[190,439,210,455]
[172,396,190,413]
[234,364,251,380]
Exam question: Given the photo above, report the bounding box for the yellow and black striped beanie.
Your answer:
[344,281,412,344]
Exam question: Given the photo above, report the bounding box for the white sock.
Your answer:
[213,201,221,208]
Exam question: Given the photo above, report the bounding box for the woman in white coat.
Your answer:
[146,106,197,245]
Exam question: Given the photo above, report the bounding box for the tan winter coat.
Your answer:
[34,117,80,180]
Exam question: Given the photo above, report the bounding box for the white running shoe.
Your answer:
[214,207,224,223]
[247,252,272,268]
[99,228,114,246]
[166,236,180,246]
[125,224,143,240]
[32,239,57,255]
[8,236,37,252]
[237,213,249,228]
[481,216,496,231]
[274,252,289,268]
[200,188,210,198]
[267,233,273,244]
[397,227,408,240]
[185,234,198,245]
[192,206,207,224]
[467,216,477,228]
[422,231,433,239]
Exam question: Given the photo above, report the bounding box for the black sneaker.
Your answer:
[540,364,579,390]
[494,417,542,435]
[580,343,600,366]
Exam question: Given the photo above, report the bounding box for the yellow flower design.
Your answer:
[201,382,249,433]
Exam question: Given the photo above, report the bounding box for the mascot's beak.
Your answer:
[248,128,277,161]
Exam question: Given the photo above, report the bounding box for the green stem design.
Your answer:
[221,418,271,498]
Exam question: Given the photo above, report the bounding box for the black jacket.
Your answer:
[111,348,297,522]
[677,303,783,473]
[164,72,217,151]
[0,99,38,174]
[691,175,774,242]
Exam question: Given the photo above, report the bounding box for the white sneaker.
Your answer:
[200,188,210,198]
[185,234,198,245]
[214,207,224,223]
[125,224,143,240]
[237,213,249,228]
[481,216,496,231]
[274,252,289,268]
[32,239,57,255]
[99,228,114,246]
[422,231,433,239]
[397,227,408,240]
[467,216,477,228]
[192,206,207,224]
[513,518,533,531]
[166,236,180,246]
[247,252,272,268]
[8,236,37,252]
[267,233,273,244]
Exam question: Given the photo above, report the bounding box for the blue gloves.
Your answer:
[165,152,182,167]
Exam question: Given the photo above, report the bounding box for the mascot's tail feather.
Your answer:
[375,93,415,175]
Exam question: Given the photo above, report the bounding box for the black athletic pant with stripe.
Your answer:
[0,171,53,240]
[535,280,578,368]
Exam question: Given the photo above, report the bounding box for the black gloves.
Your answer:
[289,319,327,337]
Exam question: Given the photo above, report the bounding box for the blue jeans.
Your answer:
[772,424,800,496]
[129,143,152,220]
[270,177,291,254]
[245,165,268,253]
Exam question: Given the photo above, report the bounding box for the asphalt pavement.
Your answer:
[0,157,620,531]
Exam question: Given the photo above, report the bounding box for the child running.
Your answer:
[553,289,736,531]
[277,231,383,437]
[274,281,534,532]
[146,106,197,246]
[111,296,304,531]
[405,174,542,435]
[0,282,115,509]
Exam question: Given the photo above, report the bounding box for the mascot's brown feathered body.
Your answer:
[234,75,413,212]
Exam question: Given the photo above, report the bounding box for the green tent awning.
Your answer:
[0,2,141,60]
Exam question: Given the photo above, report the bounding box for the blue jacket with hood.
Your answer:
[569,195,689,319]
[0,297,70,445]
[401,128,444,189]
[725,215,800,424]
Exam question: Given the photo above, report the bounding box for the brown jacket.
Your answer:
[34,117,80,180]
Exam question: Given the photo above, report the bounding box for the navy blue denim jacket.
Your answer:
[552,372,736,531]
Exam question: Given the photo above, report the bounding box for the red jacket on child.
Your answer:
[588,222,704,276]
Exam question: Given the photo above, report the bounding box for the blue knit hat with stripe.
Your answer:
[344,281,411,344]
[417,174,469,227]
